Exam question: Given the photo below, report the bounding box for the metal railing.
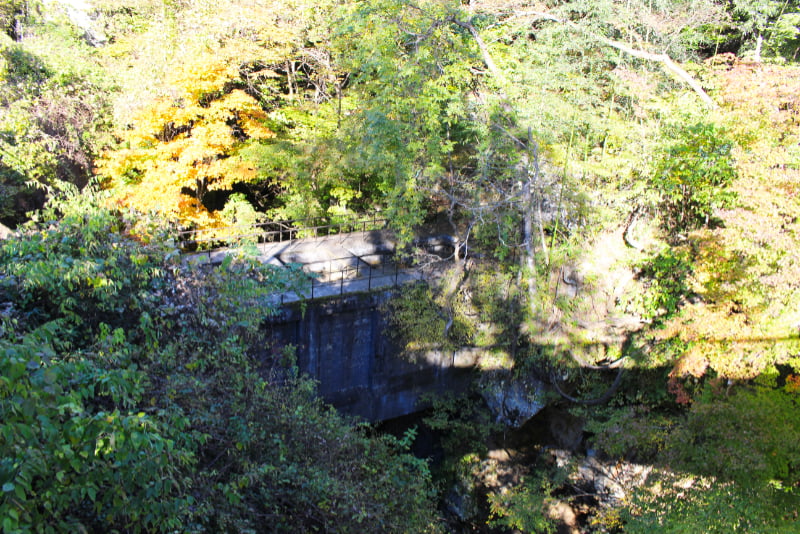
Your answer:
[178,214,389,251]
[277,253,423,304]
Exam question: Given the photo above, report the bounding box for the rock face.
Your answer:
[550,448,653,507]
[576,454,652,505]
[481,373,547,427]
[546,407,586,451]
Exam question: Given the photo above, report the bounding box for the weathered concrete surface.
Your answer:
[266,291,482,421]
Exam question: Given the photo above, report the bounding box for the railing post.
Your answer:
[340,274,344,296]
[368,266,372,291]
[311,277,314,299]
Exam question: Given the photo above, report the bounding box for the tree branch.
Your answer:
[623,206,643,250]
[596,36,718,109]
[449,17,508,86]
[501,10,718,109]
[551,366,625,406]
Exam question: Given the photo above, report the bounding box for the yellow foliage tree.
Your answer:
[97,54,274,228]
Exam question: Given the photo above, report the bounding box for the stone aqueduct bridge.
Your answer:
[268,293,484,421]
[183,219,483,421]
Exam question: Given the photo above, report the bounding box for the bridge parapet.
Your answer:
[178,215,388,252]
[184,228,447,301]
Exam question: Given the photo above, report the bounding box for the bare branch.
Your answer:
[449,16,508,87]
[497,10,718,108]
[551,367,625,405]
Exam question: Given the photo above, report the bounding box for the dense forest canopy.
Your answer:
[1,0,800,532]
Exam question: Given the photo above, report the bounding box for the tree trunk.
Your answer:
[286,61,293,97]
[754,33,764,62]
[522,174,535,275]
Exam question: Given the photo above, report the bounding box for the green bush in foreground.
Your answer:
[0,190,441,533]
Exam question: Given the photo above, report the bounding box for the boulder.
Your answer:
[481,374,547,428]
[0,223,13,240]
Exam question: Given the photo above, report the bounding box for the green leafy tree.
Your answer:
[616,384,800,532]
[664,385,800,485]
[0,188,194,531]
[0,0,30,41]
[768,11,800,58]
[732,0,799,60]
[487,468,565,534]
[331,0,482,240]
[0,323,193,533]
[624,472,800,533]
[0,13,113,225]
[651,121,737,234]
[631,247,694,320]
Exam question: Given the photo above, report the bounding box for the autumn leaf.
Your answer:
[97,57,274,227]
